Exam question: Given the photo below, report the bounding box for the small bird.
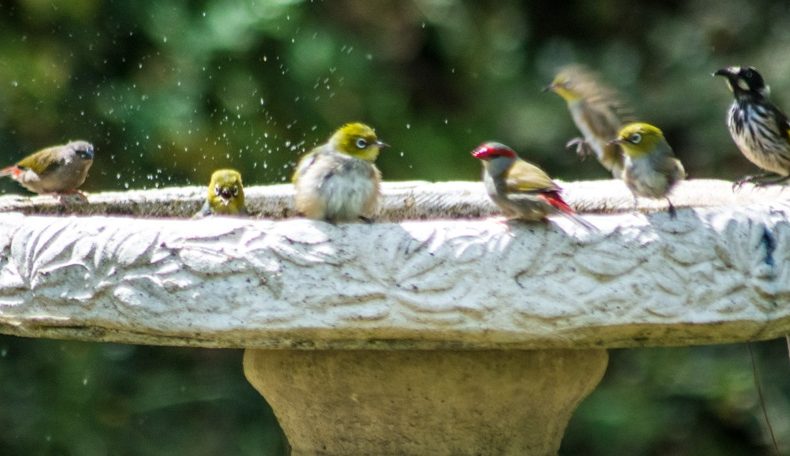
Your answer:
[293,122,387,223]
[1,140,94,199]
[471,141,595,230]
[609,122,685,218]
[195,169,246,217]
[546,65,632,178]
[714,66,790,187]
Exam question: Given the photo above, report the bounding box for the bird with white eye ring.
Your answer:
[293,122,388,223]
[546,64,633,179]
[608,122,685,218]
[195,169,246,217]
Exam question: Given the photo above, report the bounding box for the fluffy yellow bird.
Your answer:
[609,122,685,218]
[293,122,387,223]
[195,169,247,217]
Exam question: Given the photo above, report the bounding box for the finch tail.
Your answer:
[540,191,574,214]
[540,191,597,231]
[0,166,21,178]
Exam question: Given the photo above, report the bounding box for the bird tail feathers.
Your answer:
[0,166,21,178]
[540,191,597,231]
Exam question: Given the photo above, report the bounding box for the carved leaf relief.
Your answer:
[0,196,787,348]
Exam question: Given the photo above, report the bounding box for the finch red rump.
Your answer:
[539,191,575,214]
[0,166,23,178]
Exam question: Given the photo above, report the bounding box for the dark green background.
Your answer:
[0,0,789,454]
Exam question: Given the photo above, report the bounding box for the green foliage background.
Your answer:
[0,0,789,454]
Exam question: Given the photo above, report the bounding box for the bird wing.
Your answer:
[504,159,561,194]
[193,200,212,218]
[653,154,686,181]
[15,147,62,176]
[291,148,321,183]
[773,105,790,143]
[578,101,622,140]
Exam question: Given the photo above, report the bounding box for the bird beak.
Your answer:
[471,147,488,159]
[376,141,390,149]
[218,189,234,203]
[541,83,555,93]
[713,68,734,78]
[607,138,623,146]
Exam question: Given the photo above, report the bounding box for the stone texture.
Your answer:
[0,180,788,349]
[244,348,608,456]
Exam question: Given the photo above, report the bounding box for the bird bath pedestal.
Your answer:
[0,180,788,455]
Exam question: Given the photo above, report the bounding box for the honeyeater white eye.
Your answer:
[628,133,642,144]
[355,138,368,149]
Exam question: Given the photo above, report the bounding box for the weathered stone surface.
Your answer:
[0,179,787,349]
[243,348,608,456]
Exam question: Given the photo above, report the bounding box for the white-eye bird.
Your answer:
[0,140,94,196]
[293,122,387,223]
[714,66,790,187]
[546,65,632,178]
[195,169,246,217]
[471,141,595,230]
[609,122,685,218]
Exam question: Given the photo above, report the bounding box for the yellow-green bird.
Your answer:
[609,122,685,218]
[0,140,94,196]
[292,122,387,222]
[546,65,632,178]
[195,169,246,217]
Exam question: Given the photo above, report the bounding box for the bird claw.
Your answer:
[667,200,677,219]
[54,190,88,204]
[565,138,593,160]
[733,173,789,190]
